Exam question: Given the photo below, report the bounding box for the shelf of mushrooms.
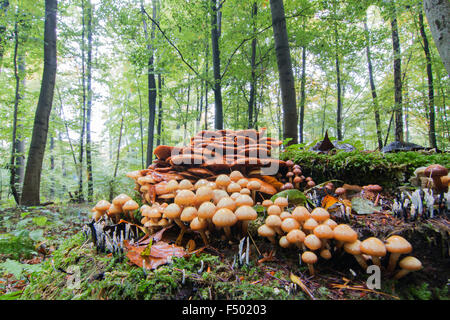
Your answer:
[257,200,422,278]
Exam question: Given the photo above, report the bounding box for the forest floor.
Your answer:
[0,203,449,300]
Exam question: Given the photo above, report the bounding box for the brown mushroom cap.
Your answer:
[323,218,338,230]
[265,215,282,229]
[216,197,237,211]
[262,200,273,208]
[237,178,249,188]
[385,235,412,254]
[279,236,291,248]
[313,224,334,239]
[363,184,383,193]
[195,186,214,203]
[304,234,322,251]
[175,189,196,206]
[344,240,362,255]
[398,256,423,271]
[247,180,261,191]
[303,218,319,232]
[258,224,275,238]
[197,201,217,219]
[112,194,132,207]
[235,205,257,221]
[194,179,209,190]
[274,197,288,208]
[227,182,242,194]
[212,189,229,205]
[230,170,244,182]
[240,188,251,195]
[212,208,237,227]
[123,199,139,212]
[333,224,358,242]
[166,179,179,193]
[216,174,232,188]
[179,179,194,190]
[281,218,300,233]
[335,187,347,196]
[280,211,293,220]
[190,217,208,231]
[360,237,386,257]
[320,249,332,260]
[107,203,122,216]
[311,207,330,223]
[302,251,317,264]
[180,206,198,222]
[286,229,306,244]
[292,206,310,222]
[235,194,254,207]
[95,200,111,212]
[163,203,182,219]
[267,205,282,216]
[424,164,448,178]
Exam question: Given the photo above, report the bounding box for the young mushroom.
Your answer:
[311,207,330,224]
[94,200,111,221]
[343,240,368,270]
[267,204,282,216]
[304,234,322,251]
[235,205,257,237]
[247,180,261,202]
[197,201,216,231]
[216,174,232,190]
[279,236,291,248]
[393,256,423,279]
[274,197,288,210]
[258,224,276,244]
[190,217,209,246]
[385,235,412,273]
[163,203,185,245]
[122,199,139,220]
[212,208,237,240]
[230,170,244,182]
[360,237,386,267]
[333,224,358,249]
[265,215,283,235]
[424,164,449,193]
[286,229,306,250]
[302,251,318,276]
[313,224,334,249]
[292,206,311,226]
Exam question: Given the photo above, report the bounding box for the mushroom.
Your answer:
[313,224,334,249]
[179,179,194,190]
[235,194,254,207]
[320,249,332,260]
[323,218,338,230]
[343,240,368,270]
[258,224,276,244]
[230,170,244,182]
[212,189,229,205]
[279,236,291,248]
[194,179,209,190]
[122,199,139,220]
[247,180,261,202]
[94,200,111,221]
[362,184,382,204]
[333,224,358,249]
[385,235,412,273]
[197,201,216,231]
[112,194,132,209]
[279,211,293,220]
[166,179,179,193]
[240,188,251,196]
[227,182,242,194]
[393,256,423,279]
[216,196,237,211]
[237,178,249,188]
[304,234,322,251]
[163,203,185,245]
[280,217,300,233]
[267,204,282,216]
[281,182,294,190]
[335,187,347,200]
[107,203,122,222]
[235,205,257,236]
[265,215,283,235]
[216,174,231,190]
[302,251,318,275]
[286,229,306,250]
[303,218,319,234]
[262,200,273,214]
[424,164,448,192]
[311,207,330,223]
[190,217,209,246]
[292,206,310,226]
[360,237,386,267]
[293,176,302,189]
[274,197,288,210]
[306,180,316,188]
[212,208,237,240]
[195,186,214,206]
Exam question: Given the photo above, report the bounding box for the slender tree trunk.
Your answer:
[299,46,306,143]
[156,74,163,147]
[423,0,450,75]
[0,0,9,74]
[269,0,298,145]
[110,117,124,201]
[49,134,55,199]
[210,0,223,130]
[390,3,404,142]
[142,0,157,167]
[79,0,86,202]
[364,19,383,150]
[334,24,343,141]
[136,73,145,168]
[204,41,209,130]
[184,77,191,142]
[21,0,57,206]
[86,0,93,202]
[418,10,437,148]
[248,2,257,129]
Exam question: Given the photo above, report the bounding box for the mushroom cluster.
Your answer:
[91,194,139,224]
[125,129,289,205]
[257,202,422,278]
[275,162,317,191]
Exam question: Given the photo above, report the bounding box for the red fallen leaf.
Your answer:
[124,240,187,269]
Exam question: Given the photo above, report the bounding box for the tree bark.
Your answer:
[210,0,223,130]
[269,0,298,145]
[423,0,450,75]
[418,10,437,148]
[364,19,383,150]
[156,73,163,147]
[299,46,306,143]
[78,0,86,202]
[334,24,343,141]
[390,3,404,142]
[0,0,9,73]
[86,0,93,202]
[248,2,257,129]
[21,0,57,206]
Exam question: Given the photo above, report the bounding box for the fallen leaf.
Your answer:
[271,189,307,205]
[124,240,186,270]
[321,194,339,210]
[290,273,315,300]
[351,197,381,215]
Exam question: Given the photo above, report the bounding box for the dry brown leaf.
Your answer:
[124,240,186,269]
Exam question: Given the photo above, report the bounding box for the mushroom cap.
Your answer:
[344,240,362,255]
[179,179,194,190]
[190,217,208,231]
[240,188,251,195]
[237,178,249,188]
[112,194,132,207]
[180,206,198,222]
[320,249,332,260]
[212,189,229,205]
[267,205,282,216]
[140,204,150,213]
[247,180,261,191]
[274,197,288,208]
[126,170,141,180]
[279,236,291,248]
[360,237,386,257]
[334,224,358,242]
[286,229,306,244]
[292,206,310,222]
[306,181,316,188]
[235,194,254,207]
[163,203,182,219]
[304,234,322,251]
[385,235,413,254]
[235,205,257,221]
[363,184,383,193]
[302,251,317,264]
[216,174,232,188]
[313,224,334,239]
[227,182,242,194]
[175,189,196,206]
[398,256,422,271]
[281,218,300,233]
[107,203,122,215]
[424,164,448,178]
[122,199,139,212]
[262,200,273,207]
[265,215,282,228]
[230,192,241,200]
[197,201,216,219]
[335,187,346,196]
[166,179,179,192]
[311,207,330,223]
[216,197,237,211]
[143,207,161,219]
[293,176,302,184]
[258,224,275,237]
[194,179,209,190]
[230,170,244,182]
[95,200,111,212]
[303,218,319,231]
[212,208,237,227]
[195,186,214,203]
[323,218,338,230]
[280,211,293,220]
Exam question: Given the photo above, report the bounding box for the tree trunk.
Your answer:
[85,0,93,202]
[78,0,86,202]
[0,0,9,73]
[269,0,298,145]
[364,19,383,150]
[204,41,209,130]
[299,46,306,143]
[21,0,57,206]
[156,73,163,147]
[423,0,450,75]
[334,24,343,141]
[210,0,223,130]
[248,2,257,129]
[49,134,55,199]
[390,3,404,142]
[418,10,437,148]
